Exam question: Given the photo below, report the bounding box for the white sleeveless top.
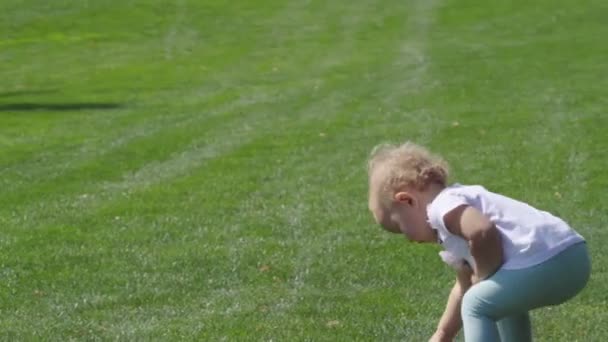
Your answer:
[427,184,584,270]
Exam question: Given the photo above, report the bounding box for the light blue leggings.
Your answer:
[461,242,590,342]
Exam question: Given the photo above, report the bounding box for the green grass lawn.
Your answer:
[1,0,607,340]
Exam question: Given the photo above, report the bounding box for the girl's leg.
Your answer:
[461,242,590,342]
[497,313,532,342]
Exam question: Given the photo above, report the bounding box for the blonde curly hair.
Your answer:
[368,142,449,205]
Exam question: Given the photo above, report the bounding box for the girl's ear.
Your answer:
[394,192,415,206]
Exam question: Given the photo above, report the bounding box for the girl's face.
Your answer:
[390,201,436,242]
[370,192,437,243]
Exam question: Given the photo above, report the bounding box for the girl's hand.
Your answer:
[438,252,481,285]
[471,272,481,285]
[439,251,466,270]
[457,262,473,285]
[458,263,484,286]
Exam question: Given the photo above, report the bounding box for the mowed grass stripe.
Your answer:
[0,85,289,208]
[1,0,390,216]
[0,0,452,340]
[0,1,290,171]
[0,0,406,206]
[139,3,452,340]
[1,0,436,226]
[1,0,416,309]
[6,49,414,292]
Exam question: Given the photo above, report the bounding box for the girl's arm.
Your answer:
[430,266,473,341]
[443,205,503,280]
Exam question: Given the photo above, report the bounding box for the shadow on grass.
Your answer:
[0,102,124,111]
[0,89,58,98]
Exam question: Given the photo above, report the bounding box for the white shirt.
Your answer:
[427,184,585,270]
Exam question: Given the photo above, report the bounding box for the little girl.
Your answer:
[367,142,590,342]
